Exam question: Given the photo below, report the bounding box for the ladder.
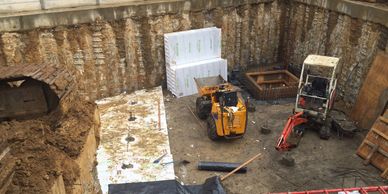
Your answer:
[270,186,388,194]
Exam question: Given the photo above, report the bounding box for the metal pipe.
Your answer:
[197,161,247,173]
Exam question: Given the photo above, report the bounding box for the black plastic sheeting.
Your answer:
[108,176,226,194]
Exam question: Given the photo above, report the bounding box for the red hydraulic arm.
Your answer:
[275,111,308,151]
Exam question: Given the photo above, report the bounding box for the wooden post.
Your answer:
[220,153,261,181]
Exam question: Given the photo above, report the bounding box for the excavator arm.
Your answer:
[275,112,308,151]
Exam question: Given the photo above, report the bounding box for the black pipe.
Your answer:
[197,161,247,173]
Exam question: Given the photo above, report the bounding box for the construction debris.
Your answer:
[279,153,295,167]
[260,125,272,134]
[331,110,358,138]
[357,108,388,179]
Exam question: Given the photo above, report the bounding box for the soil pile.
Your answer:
[0,101,97,194]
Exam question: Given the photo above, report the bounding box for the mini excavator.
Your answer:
[276,55,340,151]
[195,76,248,140]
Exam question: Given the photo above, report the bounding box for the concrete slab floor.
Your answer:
[163,90,388,194]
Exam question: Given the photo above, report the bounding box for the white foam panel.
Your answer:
[166,58,227,98]
[164,27,221,67]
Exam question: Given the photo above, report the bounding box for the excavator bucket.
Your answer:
[275,112,308,151]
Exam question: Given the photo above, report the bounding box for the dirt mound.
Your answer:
[0,101,97,194]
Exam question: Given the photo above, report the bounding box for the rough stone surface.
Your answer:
[283,1,388,108]
[0,0,386,109]
[0,1,284,100]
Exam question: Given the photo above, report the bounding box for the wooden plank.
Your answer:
[257,80,286,84]
[382,168,388,179]
[358,139,388,172]
[351,52,388,129]
[363,144,379,165]
[0,147,10,162]
[364,122,388,155]
[360,140,388,158]
[0,172,14,194]
[380,116,388,124]
[371,127,388,141]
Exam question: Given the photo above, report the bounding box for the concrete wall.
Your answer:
[0,0,41,13]
[43,0,96,10]
[0,0,160,13]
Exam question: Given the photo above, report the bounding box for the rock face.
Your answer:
[282,1,388,108]
[0,101,100,194]
[0,1,284,101]
[0,0,386,109]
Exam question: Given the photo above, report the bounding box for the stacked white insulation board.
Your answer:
[164,27,228,98]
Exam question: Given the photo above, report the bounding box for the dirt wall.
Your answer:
[0,101,100,194]
[0,0,284,101]
[282,1,388,108]
[0,0,387,108]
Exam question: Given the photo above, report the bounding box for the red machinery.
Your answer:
[275,55,340,151]
[269,185,388,194]
[275,112,307,151]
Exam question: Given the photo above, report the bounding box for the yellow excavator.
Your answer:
[195,76,248,140]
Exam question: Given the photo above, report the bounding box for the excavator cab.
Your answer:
[276,55,340,151]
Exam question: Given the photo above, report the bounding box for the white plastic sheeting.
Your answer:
[166,58,227,98]
[164,27,221,67]
[164,27,227,98]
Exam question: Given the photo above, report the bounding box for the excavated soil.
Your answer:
[0,101,97,194]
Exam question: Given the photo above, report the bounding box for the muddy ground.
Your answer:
[164,90,388,194]
[0,101,97,194]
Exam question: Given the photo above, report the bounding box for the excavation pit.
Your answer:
[0,0,387,193]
